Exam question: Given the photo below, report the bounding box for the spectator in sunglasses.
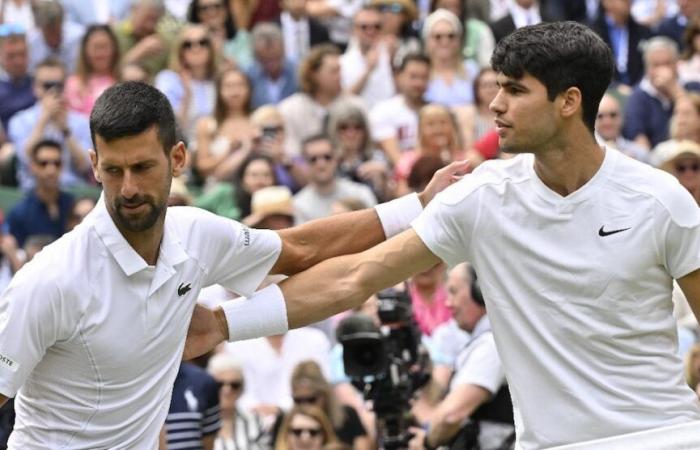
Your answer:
[7,57,92,190]
[293,134,376,224]
[339,6,395,109]
[286,361,370,450]
[369,0,420,69]
[208,352,267,450]
[5,139,74,247]
[187,0,253,68]
[651,139,700,205]
[156,24,217,141]
[275,406,338,450]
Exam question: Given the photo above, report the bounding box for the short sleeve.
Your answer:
[451,334,505,395]
[202,215,282,297]
[660,211,700,280]
[0,271,76,397]
[411,178,480,268]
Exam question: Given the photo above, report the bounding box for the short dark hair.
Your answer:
[301,133,333,155]
[31,138,62,160]
[490,21,613,133]
[89,81,177,155]
[397,53,431,73]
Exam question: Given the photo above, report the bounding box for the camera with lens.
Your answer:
[337,287,430,450]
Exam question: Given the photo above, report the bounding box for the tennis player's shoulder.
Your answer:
[436,155,530,206]
[613,153,700,227]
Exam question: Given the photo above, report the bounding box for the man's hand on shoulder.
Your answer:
[418,160,471,207]
[183,304,228,360]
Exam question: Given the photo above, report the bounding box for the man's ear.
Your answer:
[560,87,583,120]
[89,149,101,183]
[170,141,187,178]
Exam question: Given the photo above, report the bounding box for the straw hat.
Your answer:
[370,0,418,22]
[247,186,294,226]
[650,140,700,172]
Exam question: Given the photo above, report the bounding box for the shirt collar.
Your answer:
[88,195,189,277]
[640,77,672,108]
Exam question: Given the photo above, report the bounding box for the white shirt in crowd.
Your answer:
[508,0,542,28]
[340,41,395,109]
[281,12,310,64]
[225,327,331,411]
[0,199,281,449]
[369,95,419,153]
[412,148,700,449]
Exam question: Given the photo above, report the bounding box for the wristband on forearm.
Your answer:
[374,192,423,239]
[219,284,289,342]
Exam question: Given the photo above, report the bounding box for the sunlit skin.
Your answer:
[445,267,483,333]
[180,25,212,76]
[595,95,623,142]
[672,97,700,141]
[305,139,338,187]
[490,72,605,196]
[220,70,250,112]
[85,30,116,75]
[398,60,430,106]
[419,111,454,156]
[90,126,186,264]
[427,20,460,63]
[241,159,275,193]
[314,55,342,101]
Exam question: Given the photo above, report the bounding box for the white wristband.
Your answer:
[374,192,423,239]
[220,284,289,342]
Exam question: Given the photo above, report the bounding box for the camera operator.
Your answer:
[410,263,514,450]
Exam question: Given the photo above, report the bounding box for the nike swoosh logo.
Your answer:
[598,226,631,237]
[178,282,192,297]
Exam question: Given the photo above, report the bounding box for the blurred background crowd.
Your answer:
[2,0,700,449]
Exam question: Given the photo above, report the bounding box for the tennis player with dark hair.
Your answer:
[188,21,700,449]
[0,80,466,448]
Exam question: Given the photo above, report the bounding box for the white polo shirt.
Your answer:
[0,199,281,449]
[412,149,700,449]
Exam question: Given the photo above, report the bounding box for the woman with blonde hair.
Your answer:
[287,361,370,450]
[421,9,479,108]
[155,24,218,139]
[275,405,339,450]
[64,24,120,116]
[394,103,463,195]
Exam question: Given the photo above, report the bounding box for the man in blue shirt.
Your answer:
[164,362,221,450]
[8,57,92,190]
[5,139,74,248]
[0,25,35,133]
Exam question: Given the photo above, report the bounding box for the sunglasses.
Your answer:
[431,32,457,42]
[41,80,64,92]
[182,38,210,50]
[307,154,334,164]
[675,161,700,173]
[293,395,318,405]
[0,23,25,37]
[357,23,382,31]
[339,123,363,132]
[36,159,62,168]
[378,4,404,14]
[597,111,618,120]
[198,2,223,12]
[217,380,244,390]
[290,427,322,438]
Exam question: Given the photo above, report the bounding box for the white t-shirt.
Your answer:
[369,95,419,153]
[0,200,281,449]
[450,317,504,394]
[412,148,700,449]
[340,42,395,110]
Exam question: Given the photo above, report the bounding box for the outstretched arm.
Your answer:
[270,160,468,276]
[183,229,441,359]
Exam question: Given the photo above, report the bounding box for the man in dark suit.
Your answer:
[490,0,553,43]
[279,0,330,64]
[590,0,651,87]
[657,0,700,51]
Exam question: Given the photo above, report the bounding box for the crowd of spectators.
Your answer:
[2,0,700,449]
